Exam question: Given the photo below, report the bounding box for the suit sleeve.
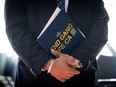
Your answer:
[70,0,109,70]
[4,0,50,76]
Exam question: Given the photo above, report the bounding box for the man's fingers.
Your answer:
[68,66,80,75]
[51,49,62,57]
[54,75,67,82]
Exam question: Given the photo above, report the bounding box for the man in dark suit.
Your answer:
[4,0,109,87]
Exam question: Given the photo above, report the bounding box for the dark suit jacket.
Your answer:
[4,0,109,86]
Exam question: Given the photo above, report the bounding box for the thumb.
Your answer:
[67,61,78,69]
[67,60,77,66]
[68,59,83,69]
[51,49,61,58]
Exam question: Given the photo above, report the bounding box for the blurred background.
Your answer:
[0,0,116,87]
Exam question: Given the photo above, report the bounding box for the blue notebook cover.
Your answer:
[36,9,85,57]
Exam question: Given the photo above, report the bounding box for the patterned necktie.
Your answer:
[57,0,65,9]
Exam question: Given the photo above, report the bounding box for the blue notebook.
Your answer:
[36,7,85,57]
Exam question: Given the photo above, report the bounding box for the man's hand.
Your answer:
[49,50,80,82]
